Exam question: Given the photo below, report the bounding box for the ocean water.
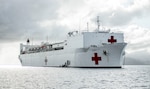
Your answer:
[0,65,149,89]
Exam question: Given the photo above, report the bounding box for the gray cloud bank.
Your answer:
[91,0,150,26]
[0,0,150,42]
[125,50,150,65]
[0,0,69,42]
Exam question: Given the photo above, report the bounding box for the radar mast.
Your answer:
[97,16,100,31]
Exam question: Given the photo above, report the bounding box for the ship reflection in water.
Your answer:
[0,65,149,89]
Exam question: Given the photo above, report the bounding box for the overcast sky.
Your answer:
[0,0,150,65]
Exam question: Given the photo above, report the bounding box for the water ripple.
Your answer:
[0,65,149,89]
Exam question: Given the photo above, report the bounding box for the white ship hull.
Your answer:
[19,43,127,68]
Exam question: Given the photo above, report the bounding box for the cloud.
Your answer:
[0,0,150,42]
[88,0,150,26]
[126,49,150,65]
[123,25,150,52]
[0,0,68,42]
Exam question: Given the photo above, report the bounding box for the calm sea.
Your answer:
[0,65,149,89]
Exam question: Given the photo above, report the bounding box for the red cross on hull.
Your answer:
[92,53,101,65]
[108,36,117,44]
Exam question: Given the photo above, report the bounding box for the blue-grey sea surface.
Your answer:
[0,65,150,89]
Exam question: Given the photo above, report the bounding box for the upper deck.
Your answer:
[66,30,124,49]
[20,30,125,55]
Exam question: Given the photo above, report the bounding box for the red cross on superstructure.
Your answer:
[108,36,117,44]
[92,53,101,65]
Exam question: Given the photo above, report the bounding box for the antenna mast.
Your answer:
[97,16,100,31]
[87,22,89,32]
